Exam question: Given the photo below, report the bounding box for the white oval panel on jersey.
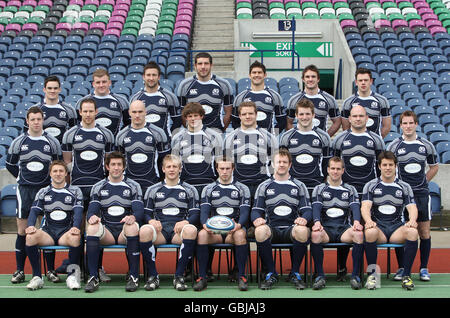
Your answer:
[96,117,112,127]
[216,207,234,216]
[131,153,148,164]
[162,207,180,215]
[312,118,320,127]
[378,205,396,215]
[202,105,213,114]
[44,127,61,137]
[296,154,314,164]
[326,208,344,218]
[50,210,67,221]
[27,161,44,172]
[366,118,374,127]
[80,151,98,161]
[349,156,368,166]
[240,154,258,165]
[274,205,292,216]
[108,206,125,216]
[256,111,267,121]
[404,163,421,174]
[146,114,160,123]
[187,154,205,163]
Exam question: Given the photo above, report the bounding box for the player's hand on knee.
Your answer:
[294,217,307,226]
[405,220,417,229]
[88,215,101,225]
[230,221,241,234]
[203,224,213,234]
[365,219,377,229]
[312,221,323,232]
[25,226,37,235]
[121,215,136,225]
[69,227,80,235]
[174,220,189,234]
[253,217,266,228]
[149,220,162,232]
[353,220,363,232]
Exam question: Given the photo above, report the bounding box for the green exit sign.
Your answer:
[241,41,333,58]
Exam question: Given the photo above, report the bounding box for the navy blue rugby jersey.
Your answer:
[387,136,438,196]
[200,180,251,227]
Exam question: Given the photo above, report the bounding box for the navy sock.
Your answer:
[337,245,350,270]
[126,236,140,278]
[140,241,158,277]
[235,244,248,278]
[196,244,209,279]
[68,245,82,272]
[310,243,324,277]
[43,250,56,271]
[25,245,41,278]
[364,241,378,273]
[291,240,307,274]
[420,237,431,269]
[15,234,26,271]
[86,236,100,278]
[403,239,418,277]
[351,243,364,278]
[257,238,275,274]
[395,246,404,268]
[175,239,195,277]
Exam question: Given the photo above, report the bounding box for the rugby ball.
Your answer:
[206,215,235,234]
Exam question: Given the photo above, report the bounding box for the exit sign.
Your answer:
[241,41,333,58]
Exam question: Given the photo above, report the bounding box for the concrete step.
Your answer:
[193,30,233,37]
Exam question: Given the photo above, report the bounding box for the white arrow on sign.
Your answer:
[316,43,332,57]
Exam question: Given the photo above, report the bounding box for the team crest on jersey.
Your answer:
[318,101,326,108]
[43,145,50,152]
[44,195,52,201]
[419,146,425,153]
[290,138,298,145]
[159,98,166,105]
[212,88,219,96]
[231,190,239,198]
[267,189,275,195]
[96,134,103,141]
[290,188,298,196]
[203,139,210,146]
[178,192,186,199]
[322,191,331,199]
[65,196,72,203]
[110,102,117,109]
[212,191,220,197]
[59,111,67,119]
[398,148,406,155]
[395,190,403,197]
[257,138,265,145]
[312,139,320,146]
[370,101,378,108]
[75,135,83,141]
[265,97,272,103]
[156,192,165,199]
[189,89,198,95]
[123,189,130,197]
[21,144,29,151]
[367,140,374,147]
[145,136,153,143]
[342,192,349,200]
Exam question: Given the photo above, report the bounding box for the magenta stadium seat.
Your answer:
[409,19,426,28]
[104,28,121,37]
[175,21,191,30]
[429,26,447,36]
[174,27,191,36]
[117,0,131,5]
[90,22,106,31]
[426,20,442,29]
[37,0,53,6]
[5,24,21,34]
[69,0,83,5]
[176,14,192,23]
[110,16,125,24]
[56,23,72,32]
[23,0,37,7]
[73,22,89,32]
[115,3,129,11]
[417,8,434,15]
[422,13,439,22]
[0,25,4,33]
[107,22,123,31]
[179,0,195,3]
[376,19,392,28]
[340,20,357,28]
[85,0,99,5]
[8,0,22,7]
[22,23,38,33]
[391,19,408,28]
[112,10,128,19]
[0,1,5,8]
[101,0,115,5]
[178,3,194,11]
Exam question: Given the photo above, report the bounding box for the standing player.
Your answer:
[26,75,78,144]
[62,98,115,281]
[177,52,234,131]
[116,100,171,195]
[251,148,312,290]
[231,61,285,134]
[310,157,364,290]
[76,68,130,136]
[286,64,341,137]
[194,156,251,291]
[84,151,144,293]
[224,101,279,199]
[139,154,200,291]
[129,61,182,140]
[6,106,62,284]
[341,67,391,138]
[171,102,223,195]
[280,98,332,195]
[24,160,84,290]
[362,151,419,290]
[332,105,385,280]
[387,110,439,281]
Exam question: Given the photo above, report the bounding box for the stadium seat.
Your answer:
[0,184,18,232]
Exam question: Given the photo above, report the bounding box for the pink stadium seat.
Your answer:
[107,22,123,30]
[104,28,121,37]
[114,4,130,11]
[100,0,115,4]
[179,0,195,3]
[5,24,21,34]
[69,0,83,5]
[176,14,192,23]
[409,19,426,28]
[415,2,431,10]
[425,19,443,29]
[0,1,5,9]
[90,22,106,31]
[316,0,332,3]
[422,13,439,22]
[56,23,72,32]
[332,0,347,4]
[8,1,22,7]
[174,21,191,30]
[22,23,38,33]
[73,22,89,32]
[391,19,408,28]
[0,25,4,33]
[340,20,357,28]
[109,16,125,24]
[236,0,251,3]
[429,26,447,35]
[85,0,100,5]
[37,0,53,6]
[178,3,194,10]
[23,0,38,7]
[173,27,191,36]
[417,8,434,16]
[112,10,128,18]
[117,0,131,5]
[376,19,392,28]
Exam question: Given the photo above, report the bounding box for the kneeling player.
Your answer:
[310,157,364,290]
[362,151,419,290]
[84,152,144,293]
[25,160,84,290]
[139,154,200,291]
[194,156,251,291]
[251,148,312,290]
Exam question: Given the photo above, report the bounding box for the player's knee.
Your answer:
[292,225,308,242]
[353,230,364,244]
[139,224,157,243]
[181,224,197,240]
[254,225,270,242]
[86,223,103,237]
[232,229,247,244]
[123,222,139,237]
[197,229,209,244]
[25,233,37,246]
[364,228,378,242]
[310,230,322,244]
[406,227,418,240]
[68,235,81,247]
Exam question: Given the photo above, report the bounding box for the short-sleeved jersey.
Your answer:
[62,124,115,188]
[116,123,170,189]
[232,88,285,132]
[177,75,234,130]
[251,177,312,228]
[224,127,278,186]
[76,93,130,136]
[341,92,391,136]
[332,129,385,193]
[143,181,200,225]
[286,90,340,132]
[171,126,223,187]
[6,132,62,187]
[129,87,181,138]
[30,184,84,229]
[311,182,360,226]
[279,126,332,190]
[200,180,251,227]
[87,177,144,226]
[362,177,415,224]
[387,136,438,195]
[25,101,78,143]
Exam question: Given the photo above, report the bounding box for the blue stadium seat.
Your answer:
[134,41,153,51]
[166,64,186,84]
[4,118,24,131]
[2,95,21,106]
[109,65,127,77]
[130,56,148,67]
[429,132,450,144]
[418,114,440,126]
[403,91,423,103]
[11,109,27,119]
[384,132,401,144]
[415,62,435,73]
[415,106,435,116]
[0,135,13,146]
[399,84,419,95]
[442,151,450,164]
[0,184,18,220]
[50,66,69,77]
[0,110,8,123]
[117,41,134,52]
[111,86,131,98]
[69,66,89,76]
[423,123,445,136]
[168,56,186,67]
[110,57,129,68]
[435,141,450,159]
[396,62,415,73]
[378,84,398,95]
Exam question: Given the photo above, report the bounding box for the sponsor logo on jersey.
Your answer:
[124,137,132,143]
[189,89,198,95]
[44,195,52,201]
[398,148,406,155]
[233,139,241,145]
[267,189,275,195]
[290,138,298,145]
[100,190,109,196]
[21,144,29,151]
[212,191,220,197]
[374,188,382,195]
[75,135,83,141]
[322,191,331,199]
[343,140,351,146]
[156,192,165,199]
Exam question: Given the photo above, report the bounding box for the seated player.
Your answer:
[251,148,312,290]
[139,154,200,291]
[84,151,144,293]
[362,151,419,290]
[24,160,84,290]
[310,157,364,290]
[194,156,251,291]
